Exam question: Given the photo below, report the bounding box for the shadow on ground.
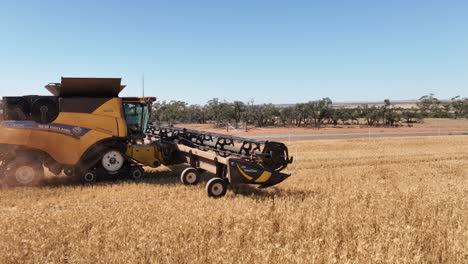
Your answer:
[230,184,320,201]
[43,164,190,188]
[11,166,316,200]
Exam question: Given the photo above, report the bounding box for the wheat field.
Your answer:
[0,136,467,263]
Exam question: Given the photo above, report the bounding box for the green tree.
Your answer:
[279,106,295,127]
[232,101,246,126]
[417,94,441,117]
[450,96,468,119]
[402,108,420,127]
[361,104,380,126]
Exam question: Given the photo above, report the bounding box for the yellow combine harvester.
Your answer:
[0,78,292,197]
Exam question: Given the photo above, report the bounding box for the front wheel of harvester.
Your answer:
[206,178,227,198]
[180,167,200,185]
[81,170,98,184]
[5,157,44,187]
[129,166,145,181]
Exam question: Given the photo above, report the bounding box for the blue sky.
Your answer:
[0,0,467,104]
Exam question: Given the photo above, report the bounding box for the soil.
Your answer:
[175,118,468,137]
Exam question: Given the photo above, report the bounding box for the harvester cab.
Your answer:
[0,77,293,197]
[122,98,153,139]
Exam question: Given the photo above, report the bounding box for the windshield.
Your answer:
[123,103,150,136]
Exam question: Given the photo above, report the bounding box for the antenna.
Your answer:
[142,74,145,98]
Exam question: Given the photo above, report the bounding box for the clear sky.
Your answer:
[0,0,467,104]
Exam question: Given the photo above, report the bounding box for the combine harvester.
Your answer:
[0,78,293,197]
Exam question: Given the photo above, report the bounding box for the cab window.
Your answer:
[123,103,150,136]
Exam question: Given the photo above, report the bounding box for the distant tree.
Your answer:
[186,105,206,123]
[232,101,246,127]
[417,94,441,117]
[382,99,391,125]
[306,98,332,128]
[251,104,279,127]
[150,93,468,128]
[153,100,187,124]
[207,98,234,126]
[385,108,401,127]
[328,108,341,127]
[279,106,295,126]
[361,104,380,126]
[402,108,420,127]
[340,109,354,125]
[350,108,361,125]
[294,103,307,127]
[450,96,468,119]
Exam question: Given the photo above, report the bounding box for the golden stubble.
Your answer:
[0,135,467,263]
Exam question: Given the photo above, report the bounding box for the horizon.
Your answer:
[1,1,467,104]
[0,94,456,107]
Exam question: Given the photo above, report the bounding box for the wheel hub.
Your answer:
[101,151,124,172]
[186,172,196,183]
[211,183,223,196]
[83,172,96,182]
[15,166,35,184]
[132,169,142,178]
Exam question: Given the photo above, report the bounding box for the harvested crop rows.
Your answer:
[0,136,467,263]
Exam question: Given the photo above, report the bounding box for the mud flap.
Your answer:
[227,158,291,188]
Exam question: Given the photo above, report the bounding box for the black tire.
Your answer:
[5,157,44,187]
[129,166,145,180]
[205,177,227,198]
[81,170,98,184]
[180,167,200,185]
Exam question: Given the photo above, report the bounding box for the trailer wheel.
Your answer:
[129,166,145,180]
[82,170,98,184]
[180,168,200,185]
[206,178,227,198]
[5,157,44,187]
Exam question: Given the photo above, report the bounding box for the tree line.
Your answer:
[152,94,468,128]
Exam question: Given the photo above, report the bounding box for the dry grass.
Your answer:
[0,136,467,263]
[416,118,468,129]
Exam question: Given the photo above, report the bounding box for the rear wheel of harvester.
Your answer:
[180,167,200,185]
[206,177,227,198]
[5,157,44,187]
[129,166,145,180]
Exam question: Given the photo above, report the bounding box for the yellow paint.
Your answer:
[91,98,127,136]
[0,125,112,165]
[55,113,119,137]
[255,171,272,183]
[92,98,122,118]
[0,98,131,165]
[126,145,162,168]
[0,97,161,167]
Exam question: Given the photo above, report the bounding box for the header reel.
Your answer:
[146,125,293,172]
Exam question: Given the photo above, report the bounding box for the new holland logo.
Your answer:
[72,126,83,136]
[1,121,91,138]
